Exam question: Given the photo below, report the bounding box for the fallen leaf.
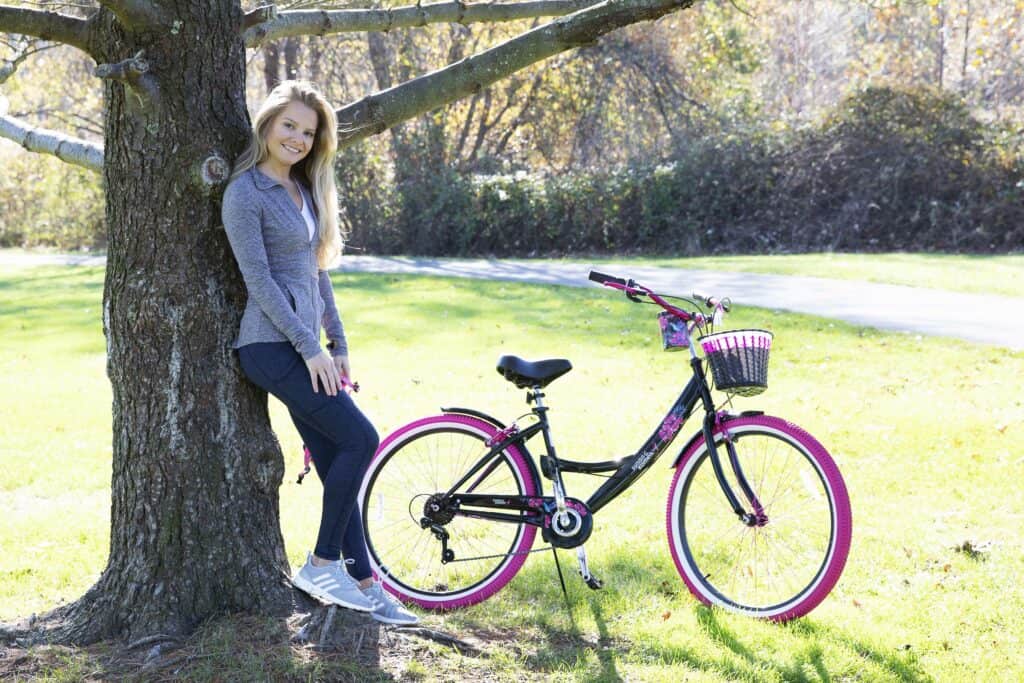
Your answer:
[661,611,672,621]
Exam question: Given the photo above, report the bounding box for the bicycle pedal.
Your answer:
[584,575,603,590]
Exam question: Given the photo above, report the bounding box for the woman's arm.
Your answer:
[318,269,348,357]
[222,179,321,360]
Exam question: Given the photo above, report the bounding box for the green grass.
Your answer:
[546,252,1024,298]
[2,264,1023,681]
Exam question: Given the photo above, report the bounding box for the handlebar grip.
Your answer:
[588,270,627,286]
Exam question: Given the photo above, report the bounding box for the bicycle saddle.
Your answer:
[496,355,572,389]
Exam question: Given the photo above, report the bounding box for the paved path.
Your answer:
[2,251,1021,350]
[338,257,1023,350]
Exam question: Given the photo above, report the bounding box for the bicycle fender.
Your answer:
[441,406,506,428]
[668,411,765,468]
[669,430,707,469]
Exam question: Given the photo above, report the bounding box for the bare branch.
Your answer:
[0,98,102,172]
[335,0,694,149]
[0,36,51,84]
[244,4,278,30]
[95,48,148,81]
[245,0,600,46]
[95,49,161,109]
[0,4,92,55]
[96,0,168,31]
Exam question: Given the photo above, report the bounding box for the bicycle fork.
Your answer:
[703,411,768,526]
[690,355,767,526]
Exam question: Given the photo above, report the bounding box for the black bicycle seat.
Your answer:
[496,355,572,389]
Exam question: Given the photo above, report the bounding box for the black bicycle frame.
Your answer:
[441,355,761,526]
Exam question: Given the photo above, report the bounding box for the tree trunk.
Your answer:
[56,1,295,643]
[283,37,300,81]
[264,41,282,91]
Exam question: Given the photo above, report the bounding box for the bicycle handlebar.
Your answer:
[587,269,731,322]
[588,271,628,287]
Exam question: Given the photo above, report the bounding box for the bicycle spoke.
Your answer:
[672,423,847,614]
[363,420,537,605]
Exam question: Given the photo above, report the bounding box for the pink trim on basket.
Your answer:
[701,330,773,355]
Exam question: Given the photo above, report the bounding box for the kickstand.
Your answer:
[551,546,570,607]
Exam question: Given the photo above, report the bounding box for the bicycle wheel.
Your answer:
[666,415,851,621]
[359,414,539,609]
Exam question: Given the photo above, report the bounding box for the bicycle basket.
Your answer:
[699,329,773,397]
[658,311,689,351]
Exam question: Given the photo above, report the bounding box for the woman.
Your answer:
[222,80,417,626]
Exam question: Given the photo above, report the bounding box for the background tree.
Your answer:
[0,0,699,645]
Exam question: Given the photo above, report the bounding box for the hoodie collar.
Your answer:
[251,165,310,192]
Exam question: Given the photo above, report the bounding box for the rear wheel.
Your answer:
[666,415,851,620]
[359,415,539,609]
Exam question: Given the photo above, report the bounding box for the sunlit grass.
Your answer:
[1,264,1022,681]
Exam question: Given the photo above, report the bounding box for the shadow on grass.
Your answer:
[475,549,934,683]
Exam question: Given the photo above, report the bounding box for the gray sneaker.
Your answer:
[361,582,420,626]
[292,553,374,612]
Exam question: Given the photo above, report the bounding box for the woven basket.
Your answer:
[699,329,773,397]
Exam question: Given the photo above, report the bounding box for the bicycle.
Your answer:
[357,271,852,621]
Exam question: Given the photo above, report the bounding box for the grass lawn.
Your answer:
[551,252,1024,298]
[1,264,1023,681]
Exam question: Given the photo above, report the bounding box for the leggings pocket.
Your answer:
[239,342,301,386]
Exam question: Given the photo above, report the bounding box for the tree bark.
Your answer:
[245,0,601,45]
[46,1,295,643]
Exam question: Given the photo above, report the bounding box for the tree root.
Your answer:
[289,604,483,657]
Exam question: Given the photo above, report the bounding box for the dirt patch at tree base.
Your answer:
[0,608,517,682]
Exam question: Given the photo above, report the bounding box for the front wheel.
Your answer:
[666,415,851,621]
[359,414,539,610]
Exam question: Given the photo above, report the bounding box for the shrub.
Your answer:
[0,148,105,250]
[346,86,1023,256]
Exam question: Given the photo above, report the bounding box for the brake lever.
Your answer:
[624,279,648,303]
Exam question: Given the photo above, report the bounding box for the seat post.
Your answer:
[527,387,546,410]
[530,384,573,527]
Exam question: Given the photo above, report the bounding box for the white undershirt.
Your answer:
[299,191,316,241]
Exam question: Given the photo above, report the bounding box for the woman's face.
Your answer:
[264,100,319,170]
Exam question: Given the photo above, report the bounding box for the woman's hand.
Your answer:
[334,354,351,385]
[305,351,340,396]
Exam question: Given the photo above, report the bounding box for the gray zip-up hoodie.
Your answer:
[222,166,346,360]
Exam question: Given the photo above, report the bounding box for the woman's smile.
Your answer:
[262,100,319,174]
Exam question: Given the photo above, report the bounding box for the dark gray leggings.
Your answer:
[238,342,379,579]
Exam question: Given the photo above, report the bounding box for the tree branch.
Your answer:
[95,49,161,109]
[0,4,92,55]
[0,36,46,84]
[245,0,600,46]
[335,0,693,149]
[96,0,168,31]
[0,100,102,172]
[244,4,278,30]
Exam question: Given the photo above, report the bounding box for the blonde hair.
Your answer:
[230,80,343,269]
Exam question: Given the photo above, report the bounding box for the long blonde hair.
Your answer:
[230,80,343,269]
